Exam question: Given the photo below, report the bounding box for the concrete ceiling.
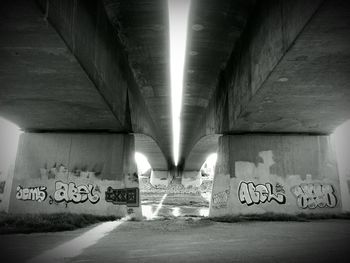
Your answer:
[0,0,123,131]
[1,0,348,170]
[229,0,350,134]
[103,0,255,166]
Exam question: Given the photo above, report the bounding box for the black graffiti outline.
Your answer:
[52,181,100,205]
[16,185,48,202]
[238,181,286,206]
[105,187,140,207]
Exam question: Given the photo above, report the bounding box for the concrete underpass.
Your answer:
[0,0,350,262]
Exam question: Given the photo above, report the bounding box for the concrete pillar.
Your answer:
[7,133,141,219]
[181,171,202,188]
[332,121,350,212]
[150,170,170,188]
[210,135,341,217]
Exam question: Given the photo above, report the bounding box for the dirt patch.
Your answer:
[119,217,214,233]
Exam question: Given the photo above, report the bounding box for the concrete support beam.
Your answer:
[333,121,350,212]
[150,170,170,188]
[7,133,141,218]
[181,171,202,188]
[184,134,220,171]
[210,134,341,216]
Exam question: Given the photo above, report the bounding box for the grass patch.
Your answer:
[209,212,350,223]
[0,212,119,234]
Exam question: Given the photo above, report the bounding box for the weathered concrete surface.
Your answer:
[210,135,341,216]
[134,134,168,171]
[181,171,202,188]
[8,133,141,218]
[103,0,255,167]
[194,0,350,145]
[150,170,170,188]
[0,0,122,131]
[333,120,350,212]
[229,0,350,133]
[183,134,220,171]
[3,220,348,263]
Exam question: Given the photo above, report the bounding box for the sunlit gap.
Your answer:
[0,117,22,179]
[200,153,217,203]
[135,152,151,175]
[168,0,191,166]
[332,119,350,212]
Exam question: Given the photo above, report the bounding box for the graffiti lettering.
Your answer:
[51,181,100,204]
[238,181,286,206]
[105,187,139,207]
[291,183,337,209]
[212,190,230,208]
[16,185,47,202]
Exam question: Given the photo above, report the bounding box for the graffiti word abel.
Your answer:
[16,185,47,202]
[238,181,286,206]
[53,181,100,204]
[291,183,337,209]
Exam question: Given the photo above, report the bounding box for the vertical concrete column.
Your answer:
[7,132,141,219]
[333,121,350,212]
[181,171,202,188]
[210,135,342,217]
[150,170,170,188]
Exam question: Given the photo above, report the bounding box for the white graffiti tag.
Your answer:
[212,190,230,208]
[291,183,337,209]
[52,181,100,204]
[16,185,47,202]
[238,181,286,206]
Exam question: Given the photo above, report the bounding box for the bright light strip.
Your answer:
[168,0,191,166]
[28,220,124,262]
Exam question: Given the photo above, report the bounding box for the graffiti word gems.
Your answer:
[291,183,337,209]
[16,185,47,202]
[238,181,286,206]
[53,181,100,204]
[212,190,230,208]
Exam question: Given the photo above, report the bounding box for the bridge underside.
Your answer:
[0,0,349,217]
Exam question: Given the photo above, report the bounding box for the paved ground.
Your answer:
[1,219,350,263]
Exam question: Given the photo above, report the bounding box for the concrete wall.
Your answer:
[210,135,341,216]
[7,133,141,218]
[181,171,202,188]
[150,170,170,188]
[333,120,350,212]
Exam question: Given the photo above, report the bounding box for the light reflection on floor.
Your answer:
[28,220,124,263]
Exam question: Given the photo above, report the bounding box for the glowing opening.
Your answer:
[0,117,22,179]
[200,153,217,204]
[135,152,151,175]
[332,119,350,212]
[168,0,191,166]
[200,153,217,179]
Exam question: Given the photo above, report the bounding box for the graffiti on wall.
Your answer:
[105,187,139,207]
[49,181,100,205]
[212,190,230,208]
[238,181,286,206]
[291,183,337,209]
[16,185,47,202]
[40,163,103,179]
